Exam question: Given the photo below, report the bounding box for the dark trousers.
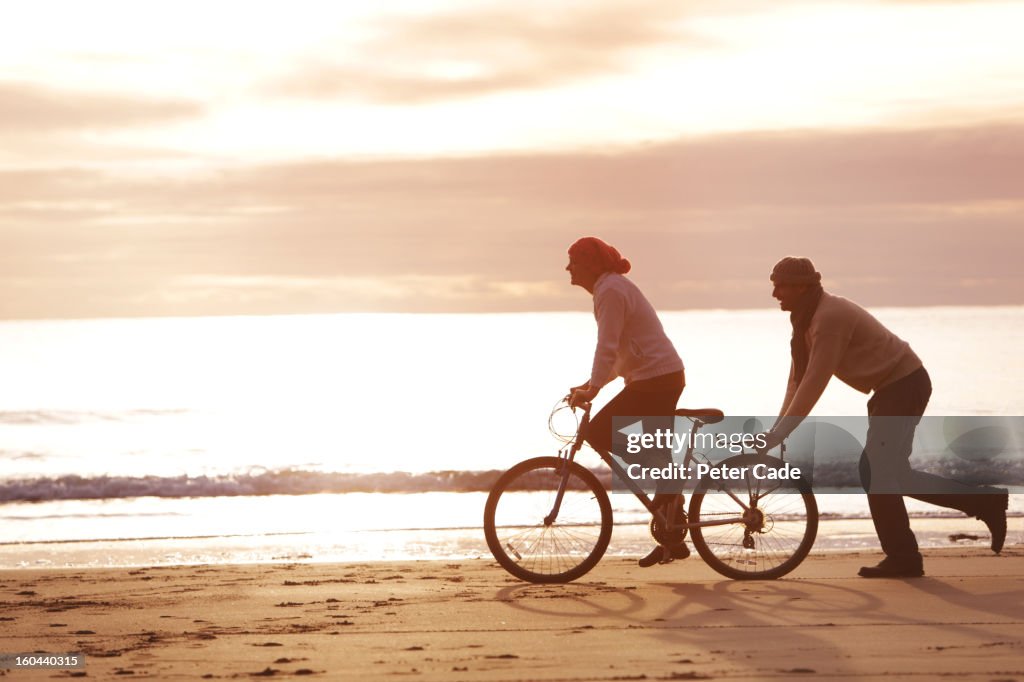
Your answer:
[587,370,684,497]
[861,367,988,558]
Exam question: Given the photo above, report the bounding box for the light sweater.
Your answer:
[589,273,684,388]
[779,292,923,421]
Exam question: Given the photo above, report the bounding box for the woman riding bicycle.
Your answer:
[565,236,687,568]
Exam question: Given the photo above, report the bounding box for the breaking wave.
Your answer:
[0,469,505,502]
[2,459,1021,503]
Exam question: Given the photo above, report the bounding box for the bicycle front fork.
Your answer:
[544,455,575,525]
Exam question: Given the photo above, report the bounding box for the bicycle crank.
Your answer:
[650,502,688,545]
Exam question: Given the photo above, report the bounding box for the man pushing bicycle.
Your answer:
[759,256,1008,578]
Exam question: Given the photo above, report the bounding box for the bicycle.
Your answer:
[483,400,818,583]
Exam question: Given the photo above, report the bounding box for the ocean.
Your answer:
[1,307,1021,568]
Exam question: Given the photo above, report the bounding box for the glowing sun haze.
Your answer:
[3,0,1023,318]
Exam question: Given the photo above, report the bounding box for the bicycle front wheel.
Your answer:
[484,456,612,583]
[689,454,818,580]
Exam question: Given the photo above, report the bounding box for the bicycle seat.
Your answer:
[675,408,724,424]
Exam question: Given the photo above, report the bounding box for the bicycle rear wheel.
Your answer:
[484,456,612,583]
[689,454,817,580]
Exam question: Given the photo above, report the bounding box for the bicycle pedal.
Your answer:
[656,544,690,565]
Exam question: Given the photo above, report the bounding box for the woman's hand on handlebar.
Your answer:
[568,384,599,409]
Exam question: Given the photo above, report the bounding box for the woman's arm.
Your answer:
[589,286,627,389]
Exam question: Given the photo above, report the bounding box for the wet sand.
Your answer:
[2,547,1022,680]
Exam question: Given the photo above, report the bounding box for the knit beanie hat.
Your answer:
[770,256,821,285]
[568,237,631,275]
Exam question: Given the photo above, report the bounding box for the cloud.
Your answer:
[266,1,710,103]
[0,81,203,132]
[128,122,1022,213]
[5,123,1024,211]
[1,122,1023,317]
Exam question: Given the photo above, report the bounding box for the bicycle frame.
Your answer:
[551,402,785,533]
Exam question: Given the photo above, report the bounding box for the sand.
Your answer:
[2,547,1022,680]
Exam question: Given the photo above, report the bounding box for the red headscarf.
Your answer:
[568,237,631,275]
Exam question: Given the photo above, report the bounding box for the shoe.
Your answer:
[976,490,1009,554]
[638,543,690,568]
[858,555,924,578]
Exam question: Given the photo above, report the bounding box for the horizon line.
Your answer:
[3,301,1022,325]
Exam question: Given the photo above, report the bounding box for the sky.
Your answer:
[2,0,1023,319]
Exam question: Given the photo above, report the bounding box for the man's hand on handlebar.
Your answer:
[754,430,785,454]
[568,383,599,409]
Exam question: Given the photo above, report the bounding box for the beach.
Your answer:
[3,547,1021,680]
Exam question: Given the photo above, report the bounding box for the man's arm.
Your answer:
[773,361,797,430]
[770,333,846,441]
